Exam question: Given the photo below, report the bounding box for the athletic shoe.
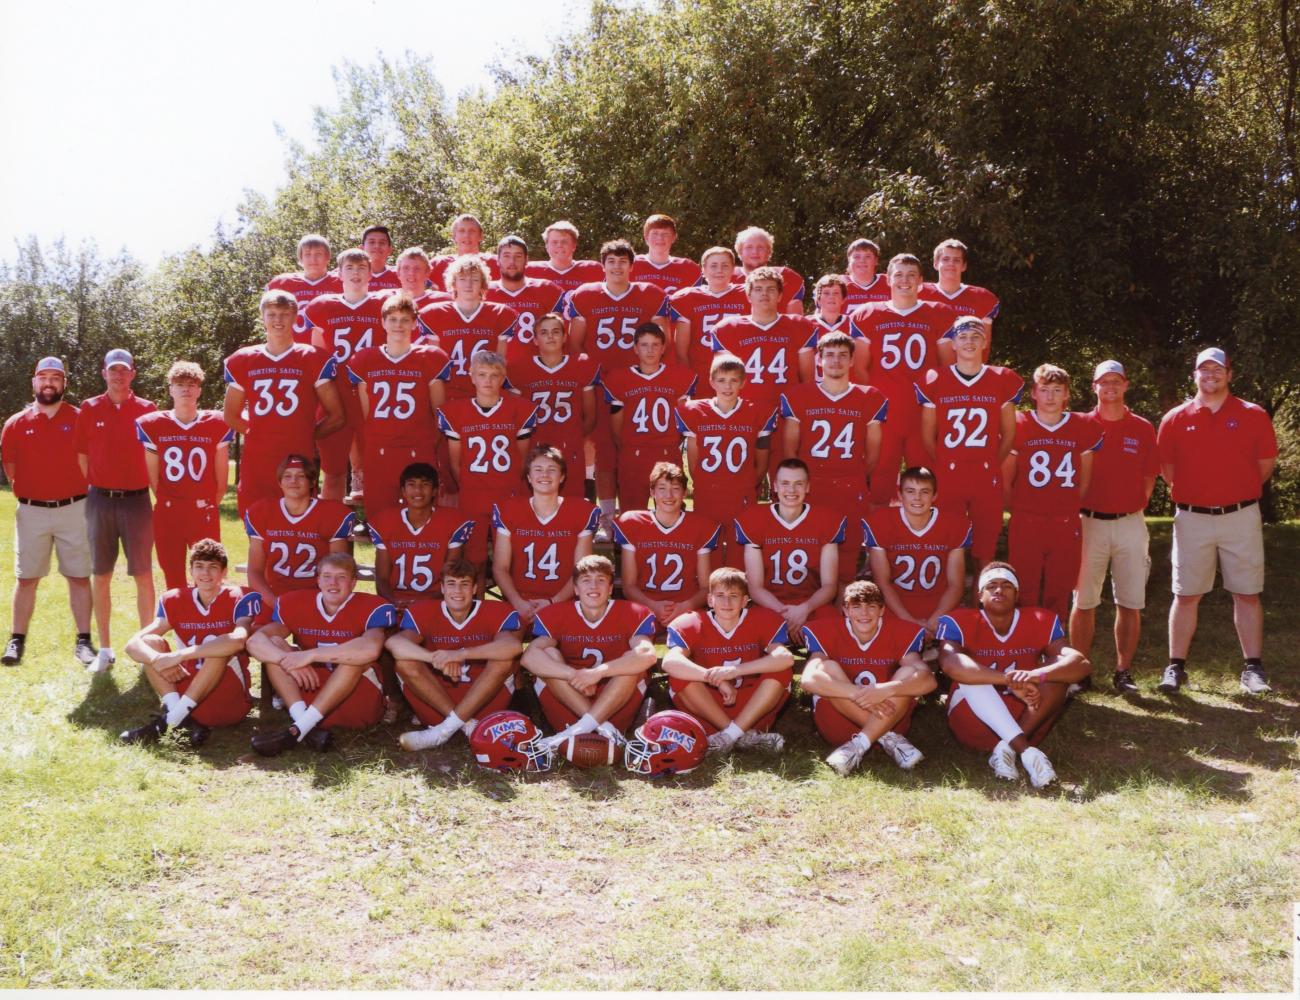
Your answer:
[2,636,24,666]
[878,731,924,770]
[251,726,301,757]
[120,716,168,745]
[1020,746,1057,788]
[400,726,452,752]
[1067,675,1093,696]
[382,697,400,725]
[1113,670,1139,694]
[270,695,285,711]
[596,721,628,746]
[826,737,867,776]
[988,739,1019,781]
[736,730,784,753]
[460,718,478,739]
[594,519,614,545]
[178,717,211,748]
[74,636,97,667]
[1240,666,1272,695]
[344,472,365,506]
[89,648,115,674]
[303,727,333,752]
[707,730,738,754]
[1157,664,1186,694]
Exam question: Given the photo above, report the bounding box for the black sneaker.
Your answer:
[178,717,212,748]
[251,726,301,757]
[1,636,24,666]
[120,715,168,745]
[74,636,97,667]
[303,727,333,752]
[1240,666,1272,695]
[1113,670,1139,694]
[1157,664,1186,694]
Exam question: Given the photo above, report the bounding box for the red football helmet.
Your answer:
[624,710,707,776]
[470,711,553,772]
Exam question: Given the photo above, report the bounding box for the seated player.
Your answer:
[604,323,696,511]
[521,555,657,749]
[632,213,702,293]
[386,558,524,751]
[265,233,341,342]
[368,462,475,609]
[800,581,937,776]
[735,458,844,632]
[842,238,890,309]
[668,245,749,392]
[936,562,1092,787]
[616,462,719,627]
[731,226,806,314]
[492,446,598,629]
[247,553,398,755]
[662,567,793,754]
[490,236,565,364]
[244,455,354,616]
[863,467,971,637]
[119,538,262,746]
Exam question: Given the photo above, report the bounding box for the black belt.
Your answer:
[1175,498,1258,516]
[1080,509,1133,520]
[18,495,87,508]
[91,486,149,499]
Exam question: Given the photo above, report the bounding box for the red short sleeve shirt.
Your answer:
[2,402,87,500]
[75,392,157,490]
[1079,407,1159,514]
[1157,395,1277,507]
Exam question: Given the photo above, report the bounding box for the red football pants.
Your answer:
[937,459,1004,564]
[1007,511,1081,619]
[363,441,437,518]
[154,498,220,590]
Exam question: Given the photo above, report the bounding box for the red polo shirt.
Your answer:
[1079,406,1159,515]
[1157,394,1277,506]
[74,392,156,490]
[2,402,88,501]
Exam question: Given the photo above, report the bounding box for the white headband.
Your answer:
[978,566,1019,592]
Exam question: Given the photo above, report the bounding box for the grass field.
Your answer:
[0,480,1296,990]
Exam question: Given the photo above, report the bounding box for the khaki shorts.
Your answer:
[15,500,92,579]
[1074,512,1150,610]
[1171,504,1264,597]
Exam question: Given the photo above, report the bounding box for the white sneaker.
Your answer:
[460,718,478,740]
[878,730,924,770]
[593,521,614,545]
[1020,746,1057,788]
[826,737,867,776]
[399,726,453,752]
[736,730,784,753]
[271,695,285,711]
[988,739,1019,781]
[596,721,626,746]
[707,730,739,754]
[89,648,115,673]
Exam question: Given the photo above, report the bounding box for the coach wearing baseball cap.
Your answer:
[0,357,95,667]
[74,349,158,673]
[1156,348,1277,696]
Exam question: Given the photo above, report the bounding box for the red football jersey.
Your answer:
[862,506,973,621]
[1010,411,1104,516]
[505,353,599,458]
[667,284,750,390]
[417,301,519,398]
[493,496,599,601]
[367,507,475,604]
[936,606,1065,676]
[709,314,817,409]
[266,271,343,341]
[632,254,702,295]
[487,278,566,364]
[243,497,356,596]
[436,395,539,493]
[802,612,927,686]
[273,590,398,651]
[675,397,777,511]
[842,274,891,310]
[524,259,604,295]
[345,343,450,446]
[734,503,846,604]
[158,585,263,669]
[222,343,336,448]
[304,292,389,372]
[135,411,232,501]
[849,300,959,415]
[398,599,521,681]
[430,252,500,289]
[564,281,670,371]
[531,599,657,669]
[603,363,697,448]
[615,509,721,603]
[730,264,805,312]
[919,282,1001,321]
[780,382,888,483]
[915,364,1024,467]
[1080,407,1159,515]
[809,315,855,384]
[367,267,402,292]
[666,605,789,667]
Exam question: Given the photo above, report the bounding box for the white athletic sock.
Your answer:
[585,465,596,480]
[433,710,463,737]
[572,712,599,736]
[166,695,197,727]
[161,692,181,715]
[288,701,308,727]
[851,731,873,752]
[959,685,1025,743]
[296,705,324,739]
[722,722,745,741]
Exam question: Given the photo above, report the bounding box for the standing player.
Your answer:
[668,245,749,392]
[1002,364,1103,618]
[604,324,696,510]
[521,555,657,748]
[849,252,958,505]
[1069,361,1158,694]
[842,238,890,309]
[430,214,500,288]
[136,362,232,591]
[676,354,777,568]
[244,455,354,616]
[663,567,792,753]
[735,459,844,632]
[346,291,450,517]
[863,467,972,637]
[730,226,805,314]
[369,463,474,610]
[360,225,401,291]
[247,553,398,755]
[395,247,450,310]
[119,539,261,746]
[266,234,342,342]
[919,239,1000,347]
[524,220,604,295]
[222,289,342,516]
[387,558,523,751]
[492,446,598,630]
[489,235,565,365]
[801,580,937,775]
[936,562,1092,787]
[917,314,1022,570]
[418,256,518,400]
[781,331,887,586]
[632,214,701,293]
[616,462,720,627]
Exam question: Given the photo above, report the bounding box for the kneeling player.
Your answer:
[936,562,1091,787]
[800,581,937,776]
[246,553,398,755]
[521,555,657,750]
[120,538,262,746]
[386,559,524,751]
[662,568,793,754]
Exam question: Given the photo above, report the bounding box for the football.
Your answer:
[563,733,622,768]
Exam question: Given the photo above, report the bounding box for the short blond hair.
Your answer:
[444,254,491,293]
[700,245,735,268]
[543,220,580,243]
[734,226,774,255]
